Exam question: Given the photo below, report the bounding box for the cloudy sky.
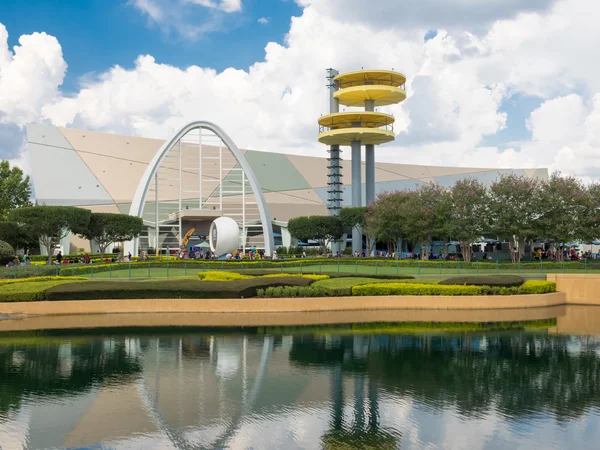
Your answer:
[0,0,598,180]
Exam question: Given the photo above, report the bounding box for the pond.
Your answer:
[1,307,600,449]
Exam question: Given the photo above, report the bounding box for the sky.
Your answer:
[0,0,599,181]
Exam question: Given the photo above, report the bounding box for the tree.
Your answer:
[339,207,367,253]
[488,175,541,263]
[403,183,452,259]
[447,179,489,263]
[364,191,414,258]
[537,173,589,261]
[9,206,91,264]
[80,213,144,259]
[0,221,39,252]
[288,215,344,255]
[0,240,15,265]
[0,160,32,220]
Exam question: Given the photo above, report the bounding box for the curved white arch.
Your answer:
[126,121,274,256]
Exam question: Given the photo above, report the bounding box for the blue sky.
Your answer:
[0,0,301,93]
[1,0,598,180]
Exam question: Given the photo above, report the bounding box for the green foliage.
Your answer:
[0,240,14,265]
[288,215,344,255]
[9,206,92,264]
[198,271,254,281]
[0,221,38,251]
[0,276,87,285]
[339,207,367,231]
[44,277,314,300]
[438,275,525,287]
[257,285,326,298]
[312,277,401,296]
[80,213,143,258]
[0,280,81,302]
[0,160,32,221]
[364,191,413,254]
[448,178,489,262]
[516,280,556,294]
[352,282,483,296]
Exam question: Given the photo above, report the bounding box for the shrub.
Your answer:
[260,273,330,281]
[0,265,58,279]
[0,240,15,265]
[257,286,327,298]
[517,280,556,294]
[438,275,525,287]
[0,276,88,285]
[198,271,253,281]
[44,277,314,300]
[352,283,483,296]
[0,280,82,302]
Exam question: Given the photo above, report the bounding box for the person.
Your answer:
[272,250,278,260]
[302,250,306,258]
[56,251,62,265]
[128,251,132,261]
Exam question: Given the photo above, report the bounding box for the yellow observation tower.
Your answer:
[318,69,406,254]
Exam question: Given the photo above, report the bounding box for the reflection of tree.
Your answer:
[0,339,142,417]
[290,334,600,422]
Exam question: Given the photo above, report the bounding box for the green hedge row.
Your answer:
[351,280,556,297]
[438,275,525,287]
[257,286,327,298]
[43,277,314,301]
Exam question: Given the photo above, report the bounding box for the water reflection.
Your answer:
[1,329,600,449]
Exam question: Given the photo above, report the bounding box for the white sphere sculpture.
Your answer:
[209,217,240,257]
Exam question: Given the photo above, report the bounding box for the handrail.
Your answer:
[319,121,394,133]
[337,75,406,90]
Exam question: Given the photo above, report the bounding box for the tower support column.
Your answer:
[351,139,362,254]
[364,99,376,205]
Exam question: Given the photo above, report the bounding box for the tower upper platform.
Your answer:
[333,70,406,107]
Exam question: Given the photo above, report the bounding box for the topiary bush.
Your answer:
[0,280,83,302]
[352,283,484,296]
[257,285,327,298]
[44,277,315,300]
[438,275,525,287]
[0,240,15,265]
[0,276,88,285]
[198,271,254,281]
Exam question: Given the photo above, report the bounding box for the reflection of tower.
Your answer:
[318,70,406,254]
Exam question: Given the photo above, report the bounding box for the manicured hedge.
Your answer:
[198,271,253,281]
[438,275,525,287]
[0,280,84,302]
[257,286,327,298]
[480,280,556,295]
[44,277,314,300]
[197,271,330,282]
[0,265,58,279]
[353,283,484,296]
[0,276,88,285]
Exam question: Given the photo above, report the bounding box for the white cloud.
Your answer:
[2,0,600,182]
[258,17,269,24]
[129,0,243,39]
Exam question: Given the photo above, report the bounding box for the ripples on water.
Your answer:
[1,328,600,449]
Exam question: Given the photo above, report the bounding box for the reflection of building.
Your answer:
[26,123,548,255]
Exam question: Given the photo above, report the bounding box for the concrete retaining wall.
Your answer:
[547,274,600,305]
[0,292,566,316]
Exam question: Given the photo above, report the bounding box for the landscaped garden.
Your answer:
[0,272,556,302]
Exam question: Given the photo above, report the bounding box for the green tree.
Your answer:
[364,191,414,258]
[0,221,39,252]
[536,173,589,261]
[79,213,144,259]
[488,174,541,263]
[0,240,15,265]
[339,207,367,253]
[0,160,32,220]
[9,206,91,264]
[404,184,452,259]
[288,215,344,255]
[448,179,489,262]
